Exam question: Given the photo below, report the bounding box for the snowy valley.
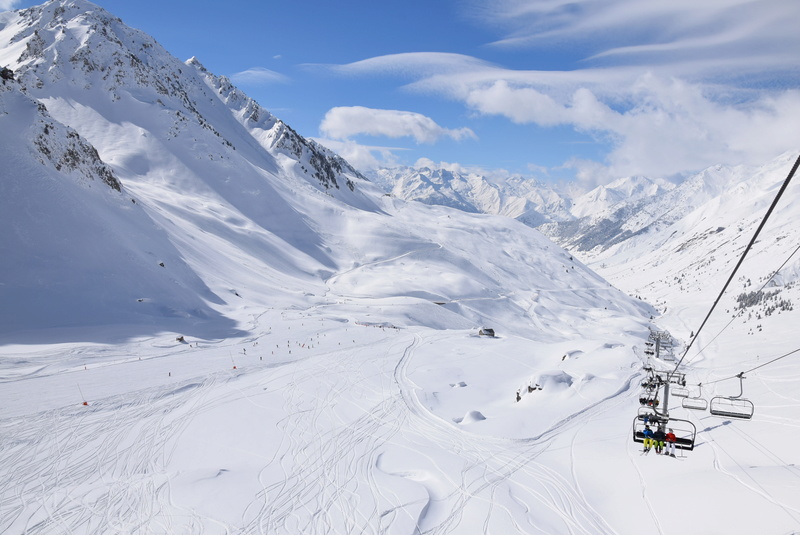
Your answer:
[1,1,800,534]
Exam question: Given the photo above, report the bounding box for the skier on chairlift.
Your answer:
[642,425,654,452]
[665,428,677,457]
[653,427,666,454]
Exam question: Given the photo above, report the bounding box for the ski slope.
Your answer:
[2,283,800,534]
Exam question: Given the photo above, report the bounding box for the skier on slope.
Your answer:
[665,428,677,457]
[642,425,654,452]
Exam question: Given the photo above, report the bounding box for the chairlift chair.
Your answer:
[639,394,660,407]
[671,386,689,398]
[682,384,708,411]
[682,396,708,411]
[709,373,754,420]
[632,414,696,451]
[710,397,754,419]
[641,379,658,392]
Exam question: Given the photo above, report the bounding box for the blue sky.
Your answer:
[4,0,799,185]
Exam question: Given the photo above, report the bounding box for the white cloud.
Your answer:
[412,158,521,184]
[320,106,477,144]
[0,0,22,10]
[464,81,567,126]
[313,0,799,182]
[460,72,800,178]
[317,52,495,79]
[413,158,468,174]
[230,67,288,85]
[476,0,798,69]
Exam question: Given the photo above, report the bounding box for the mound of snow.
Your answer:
[454,410,486,424]
[538,371,575,391]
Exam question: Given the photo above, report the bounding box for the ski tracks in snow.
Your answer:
[3,330,634,534]
[242,337,410,533]
[0,377,219,534]
[390,333,620,535]
[231,331,623,534]
[698,416,800,526]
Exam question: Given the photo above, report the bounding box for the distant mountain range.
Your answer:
[368,166,574,227]
[367,159,784,255]
[368,152,800,308]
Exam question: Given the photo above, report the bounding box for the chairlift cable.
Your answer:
[671,154,800,377]
[685,242,800,364]
[741,346,800,375]
[700,346,800,386]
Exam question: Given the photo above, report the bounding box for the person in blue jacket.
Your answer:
[642,425,654,452]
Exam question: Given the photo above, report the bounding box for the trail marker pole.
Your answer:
[77,383,88,406]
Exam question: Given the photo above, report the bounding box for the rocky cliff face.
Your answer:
[1,0,365,197]
[1,71,121,191]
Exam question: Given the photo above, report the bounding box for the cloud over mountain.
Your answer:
[320,106,476,144]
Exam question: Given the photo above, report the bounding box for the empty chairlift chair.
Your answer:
[709,373,754,420]
[681,383,708,411]
[671,385,689,398]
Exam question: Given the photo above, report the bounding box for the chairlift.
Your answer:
[635,406,665,426]
[641,379,658,392]
[682,384,708,411]
[682,396,708,411]
[638,394,660,408]
[671,386,689,398]
[710,397,754,419]
[631,413,696,451]
[709,373,754,420]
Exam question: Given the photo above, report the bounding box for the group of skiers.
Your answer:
[642,424,677,456]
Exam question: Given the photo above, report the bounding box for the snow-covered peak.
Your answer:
[570,175,673,219]
[3,0,157,83]
[1,0,365,198]
[188,59,366,194]
[367,165,574,224]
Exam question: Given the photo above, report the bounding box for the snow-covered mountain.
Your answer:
[371,153,799,314]
[567,175,672,219]
[580,152,800,338]
[372,147,800,361]
[538,162,761,255]
[0,70,234,336]
[0,0,644,342]
[0,0,381,338]
[370,159,778,259]
[369,165,574,226]
[2,2,800,534]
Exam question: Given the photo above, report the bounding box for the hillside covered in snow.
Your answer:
[2,1,800,534]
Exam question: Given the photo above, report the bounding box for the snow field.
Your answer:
[3,297,799,534]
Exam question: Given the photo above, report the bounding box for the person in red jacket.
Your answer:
[665,428,677,457]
